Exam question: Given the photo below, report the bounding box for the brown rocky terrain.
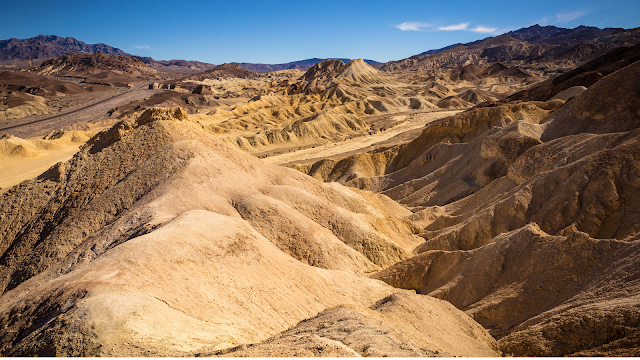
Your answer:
[383,27,640,73]
[132,56,216,74]
[182,63,261,82]
[505,42,640,102]
[0,35,129,64]
[27,52,160,87]
[0,70,114,121]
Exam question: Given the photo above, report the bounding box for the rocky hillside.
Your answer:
[0,107,499,356]
[132,56,216,74]
[505,24,623,44]
[28,52,156,76]
[25,52,159,86]
[291,56,640,356]
[383,27,640,72]
[0,35,129,63]
[182,63,260,81]
[0,35,215,74]
[476,42,640,105]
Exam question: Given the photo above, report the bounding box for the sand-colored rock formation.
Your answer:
[198,59,447,153]
[296,100,556,189]
[0,91,50,120]
[2,30,640,358]
[342,60,640,356]
[372,225,640,356]
[0,107,504,356]
[279,55,640,356]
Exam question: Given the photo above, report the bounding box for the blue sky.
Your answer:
[2,0,640,64]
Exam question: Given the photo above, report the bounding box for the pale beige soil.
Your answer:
[0,129,98,191]
[0,146,80,191]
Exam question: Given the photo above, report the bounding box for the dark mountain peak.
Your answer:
[0,35,130,63]
[506,25,565,40]
[32,34,65,41]
[472,34,523,48]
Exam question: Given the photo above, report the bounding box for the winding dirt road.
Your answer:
[1,82,161,138]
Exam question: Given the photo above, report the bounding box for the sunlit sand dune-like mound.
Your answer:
[458,89,497,104]
[549,85,586,101]
[0,107,500,356]
[336,58,394,85]
[0,128,95,190]
[437,95,473,109]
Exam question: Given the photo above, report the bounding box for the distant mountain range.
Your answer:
[2,25,638,76]
[384,25,640,72]
[131,56,217,74]
[419,25,625,56]
[0,35,382,74]
[232,58,382,72]
[0,35,128,62]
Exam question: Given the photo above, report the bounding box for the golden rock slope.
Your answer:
[0,107,498,356]
[320,59,640,356]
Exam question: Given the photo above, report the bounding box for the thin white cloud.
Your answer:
[395,22,431,31]
[133,45,151,49]
[556,11,586,23]
[438,23,469,31]
[472,26,498,34]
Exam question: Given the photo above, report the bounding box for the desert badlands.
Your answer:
[1,25,640,356]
